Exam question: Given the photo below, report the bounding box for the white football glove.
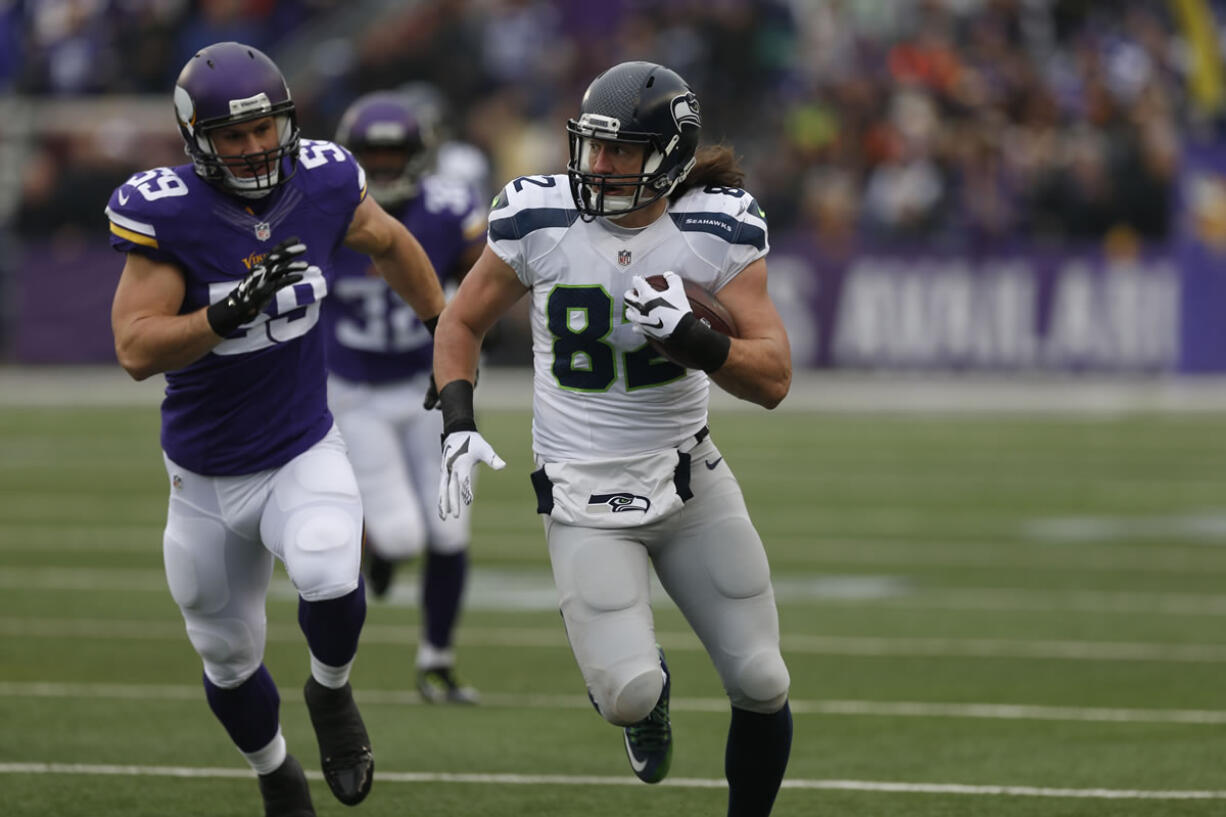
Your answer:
[438,430,506,519]
[624,271,692,341]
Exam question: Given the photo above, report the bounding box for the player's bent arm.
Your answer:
[343,195,447,323]
[709,258,791,409]
[111,252,221,380]
[434,245,528,386]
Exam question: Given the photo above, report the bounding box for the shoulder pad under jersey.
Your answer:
[486,174,576,280]
[669,185,768,253]
[487,174,576,242]
[293,138,367,216]
[105,164,201,258]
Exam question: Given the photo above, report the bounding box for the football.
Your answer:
[644,275,737,368]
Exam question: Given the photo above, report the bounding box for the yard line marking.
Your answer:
[2,681,1224,725]
[8,565,1226,618]
[0,763,1223,799]
[6,616,1226,663]
[0,524,162,552]
[889,587,1226,616]
[9,519,1226,574]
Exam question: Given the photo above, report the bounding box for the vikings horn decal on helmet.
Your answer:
[566,61,701,220]
[174,41,300,197]
[335,91,438,208]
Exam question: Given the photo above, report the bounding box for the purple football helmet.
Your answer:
[335,91,437,207]
[173,42,300,197]
[566,61,700,220]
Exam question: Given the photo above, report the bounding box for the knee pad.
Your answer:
[366,509,427,561]
[282,505,361,601]
[188,616,263,688]
[728,651,790,714]
[594,664,664,727]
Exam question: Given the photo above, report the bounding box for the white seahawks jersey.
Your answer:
[487,174,768,462]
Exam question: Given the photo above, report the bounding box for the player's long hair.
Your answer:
[669,145,745,199]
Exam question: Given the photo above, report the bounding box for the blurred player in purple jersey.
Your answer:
[323,91,486,704]
[434,62,793,816]
[107,42,446,817]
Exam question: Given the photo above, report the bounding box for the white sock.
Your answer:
[416,642,455,671]
[310,653,354,689]
[243,729,287,776]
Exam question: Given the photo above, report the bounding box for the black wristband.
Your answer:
[670,313,732,373]
[439,379,478,437]
[423,314,439,336]
[206,298,245,338]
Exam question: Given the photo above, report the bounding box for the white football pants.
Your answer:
[161,426,364,687]
[545,434,790,725]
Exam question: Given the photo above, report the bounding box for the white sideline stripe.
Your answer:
[6,616,1226,663]
[2,681,1224,726]
[8,366,1226,413]
[0,763,1222,799]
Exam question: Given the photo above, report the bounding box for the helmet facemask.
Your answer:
[193,111,298,198]
[567,113,690,221]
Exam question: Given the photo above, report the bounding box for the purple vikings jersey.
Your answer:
[106,139,367,475]
[322,174,485,383]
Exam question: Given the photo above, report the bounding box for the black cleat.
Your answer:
[258,754,316,817]
[364,552,396,599]
[417,666,479,705]
[623,648,673,784]
[303,677,374,806]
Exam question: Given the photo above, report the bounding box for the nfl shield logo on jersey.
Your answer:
[618,250,632,267]
[254,221,272,241]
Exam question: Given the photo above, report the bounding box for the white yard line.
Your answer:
[6,566,1226,617]
[5,616,1226,663]
[0,762,1222,799]
[1,681,1224,726]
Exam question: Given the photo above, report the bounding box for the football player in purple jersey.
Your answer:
[323,91,486,704]
[107,42,446,817]
[433,62,793,816]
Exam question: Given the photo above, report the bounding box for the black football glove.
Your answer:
[206,236,308,337]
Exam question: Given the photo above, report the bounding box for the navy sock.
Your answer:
[725,701,793,817]
[297,576,367,667]
[422,550,467,650]
[203,664,280,753]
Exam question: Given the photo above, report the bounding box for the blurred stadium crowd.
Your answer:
[6,0,1222,251]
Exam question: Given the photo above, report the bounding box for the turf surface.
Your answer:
[2,401,1225,816]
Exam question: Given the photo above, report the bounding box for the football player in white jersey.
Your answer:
[433,61,793,816]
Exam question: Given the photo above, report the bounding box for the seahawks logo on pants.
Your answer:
[588,493,651,513]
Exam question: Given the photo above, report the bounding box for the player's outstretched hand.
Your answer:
[438,430,506,519]
[207,236,308,337]
[624,271,692,341]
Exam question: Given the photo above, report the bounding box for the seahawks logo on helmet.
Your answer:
[587,492,651,513]
[671,92,700,130]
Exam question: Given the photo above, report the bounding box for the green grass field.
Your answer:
[3,396,1226,816]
